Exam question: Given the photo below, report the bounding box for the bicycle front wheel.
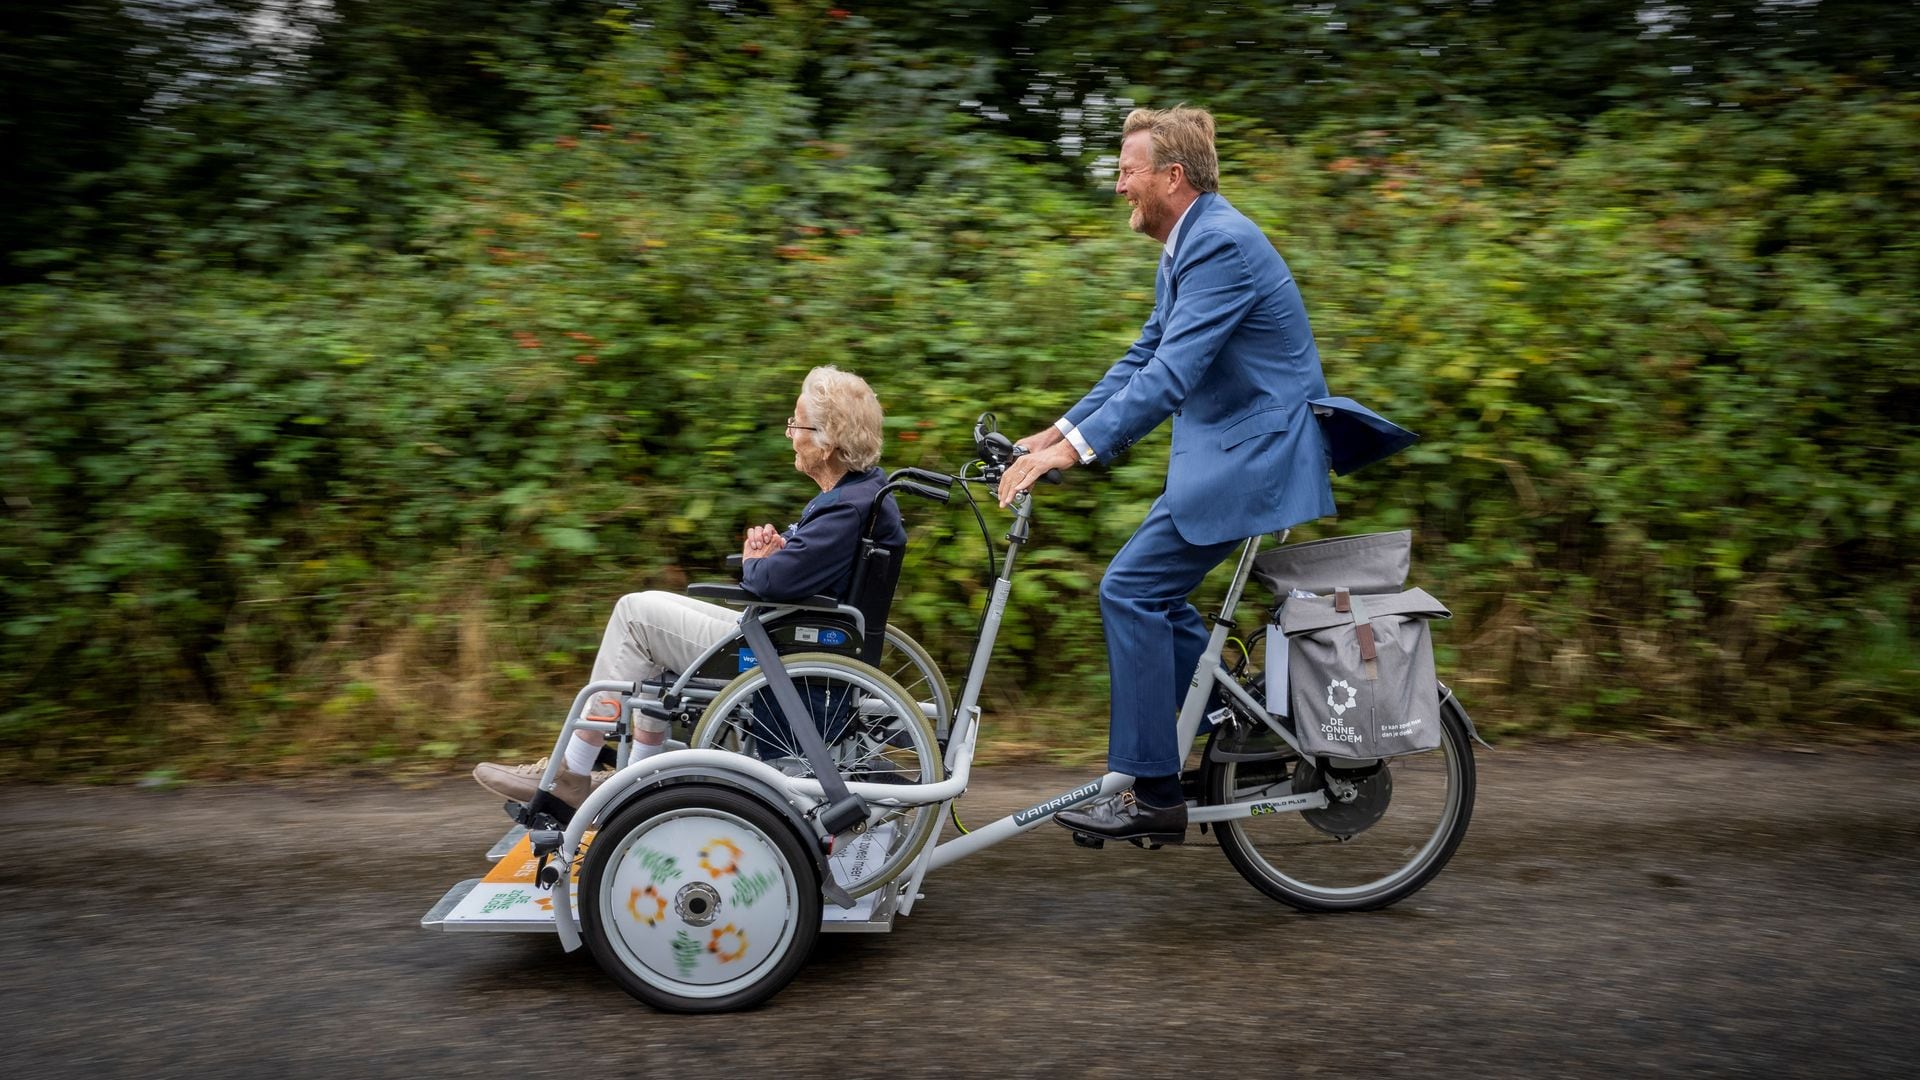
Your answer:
[1204,692,1476,912]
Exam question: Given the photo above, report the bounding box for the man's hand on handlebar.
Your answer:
[1015,426,1065,455]
[997,438,1079,507]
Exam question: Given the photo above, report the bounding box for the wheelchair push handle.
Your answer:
[891,466,955,489]
[895,480,952,504]
[889,468,957,500]
[879,467,954,509]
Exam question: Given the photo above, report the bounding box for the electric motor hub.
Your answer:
[1292,758,1393,837]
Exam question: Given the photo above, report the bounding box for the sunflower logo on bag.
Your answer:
[1326,679,1358,716]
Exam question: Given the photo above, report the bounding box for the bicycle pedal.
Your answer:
[1070,831,1106,850]
[1127,837,1163,851]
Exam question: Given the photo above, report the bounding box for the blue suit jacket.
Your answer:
[1066,193,1413,546]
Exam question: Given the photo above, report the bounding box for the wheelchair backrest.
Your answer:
[845,535,905,665]
[846,469,930,664]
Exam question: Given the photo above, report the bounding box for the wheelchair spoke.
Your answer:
[690,654,945,899]
[878,626,953,739]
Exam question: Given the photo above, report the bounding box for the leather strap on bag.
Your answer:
[1339,588,1380,681]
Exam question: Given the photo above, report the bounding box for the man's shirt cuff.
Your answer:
[1055,418,1097,464]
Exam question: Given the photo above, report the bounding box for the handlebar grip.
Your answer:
[1007,445,1064,487]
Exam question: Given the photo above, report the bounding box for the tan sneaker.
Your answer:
[472,757,608,809]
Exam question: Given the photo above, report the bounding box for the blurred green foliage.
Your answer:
[1,1,1916,774]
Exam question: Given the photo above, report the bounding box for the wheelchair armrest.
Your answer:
[724,553,744,576]
[687,582,760,606]
[686,582,846,611]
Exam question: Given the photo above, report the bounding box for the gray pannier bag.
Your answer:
[1253,531,1451,761]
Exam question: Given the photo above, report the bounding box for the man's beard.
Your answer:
[1121,197,1152,233]
[1129,193,1166,236]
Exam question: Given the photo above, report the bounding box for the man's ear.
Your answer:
[1166,162,1186,193]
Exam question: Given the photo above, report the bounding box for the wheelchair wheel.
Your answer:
[1203,691,1476,912]
[690,653,942,898]
[579,783,820,1013]
[879,624,954,741]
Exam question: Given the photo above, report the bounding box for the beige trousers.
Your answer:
[585,590,739,713]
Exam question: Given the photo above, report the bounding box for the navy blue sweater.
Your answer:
[741,468,906,601]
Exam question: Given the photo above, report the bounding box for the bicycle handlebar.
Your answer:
[972,412,1062,487]
[1010,445,1064,485]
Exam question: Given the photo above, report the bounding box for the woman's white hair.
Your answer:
[801,365,885,473]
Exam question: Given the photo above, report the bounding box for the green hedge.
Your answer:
[2,15,1915,775]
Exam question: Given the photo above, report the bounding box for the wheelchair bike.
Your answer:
[424,414,1486,1012]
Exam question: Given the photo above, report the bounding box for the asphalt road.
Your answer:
[3,745,1917,1079]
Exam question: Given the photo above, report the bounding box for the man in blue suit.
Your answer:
[998,106,1410,844]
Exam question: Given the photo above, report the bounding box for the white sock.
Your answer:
[631,715,669,761]
[564,735,599,776]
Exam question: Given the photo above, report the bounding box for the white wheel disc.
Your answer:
[598,807,804,999]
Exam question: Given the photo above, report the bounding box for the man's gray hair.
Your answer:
[802,365,885,473]
[1122,105,1219,194]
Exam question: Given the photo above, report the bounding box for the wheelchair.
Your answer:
[516,466,960,903]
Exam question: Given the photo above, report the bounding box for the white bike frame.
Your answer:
[892,497,1320,914]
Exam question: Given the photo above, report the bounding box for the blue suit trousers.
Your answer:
[1099,496,1241,777]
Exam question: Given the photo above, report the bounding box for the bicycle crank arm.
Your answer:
[1189,789,1330,824]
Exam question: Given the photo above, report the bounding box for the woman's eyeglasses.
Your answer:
[785,416,821,432]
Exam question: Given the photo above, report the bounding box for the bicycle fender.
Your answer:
[596,763,830,872]
[1439,683,1493,750]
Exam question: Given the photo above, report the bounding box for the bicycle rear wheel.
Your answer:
[1204,691,1476,912]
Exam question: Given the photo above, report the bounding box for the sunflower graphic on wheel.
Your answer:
[699,837,743,879]
[708,923,749,963]
[1326,679,1359,716]
[626,885,668,927]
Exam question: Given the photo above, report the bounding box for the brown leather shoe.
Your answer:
[1053,790,1188,845]
[472,758,606,809]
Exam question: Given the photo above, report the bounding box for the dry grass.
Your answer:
[7,552,1914,784]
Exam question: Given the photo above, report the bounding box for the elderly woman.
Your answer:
[473,365,905,811]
